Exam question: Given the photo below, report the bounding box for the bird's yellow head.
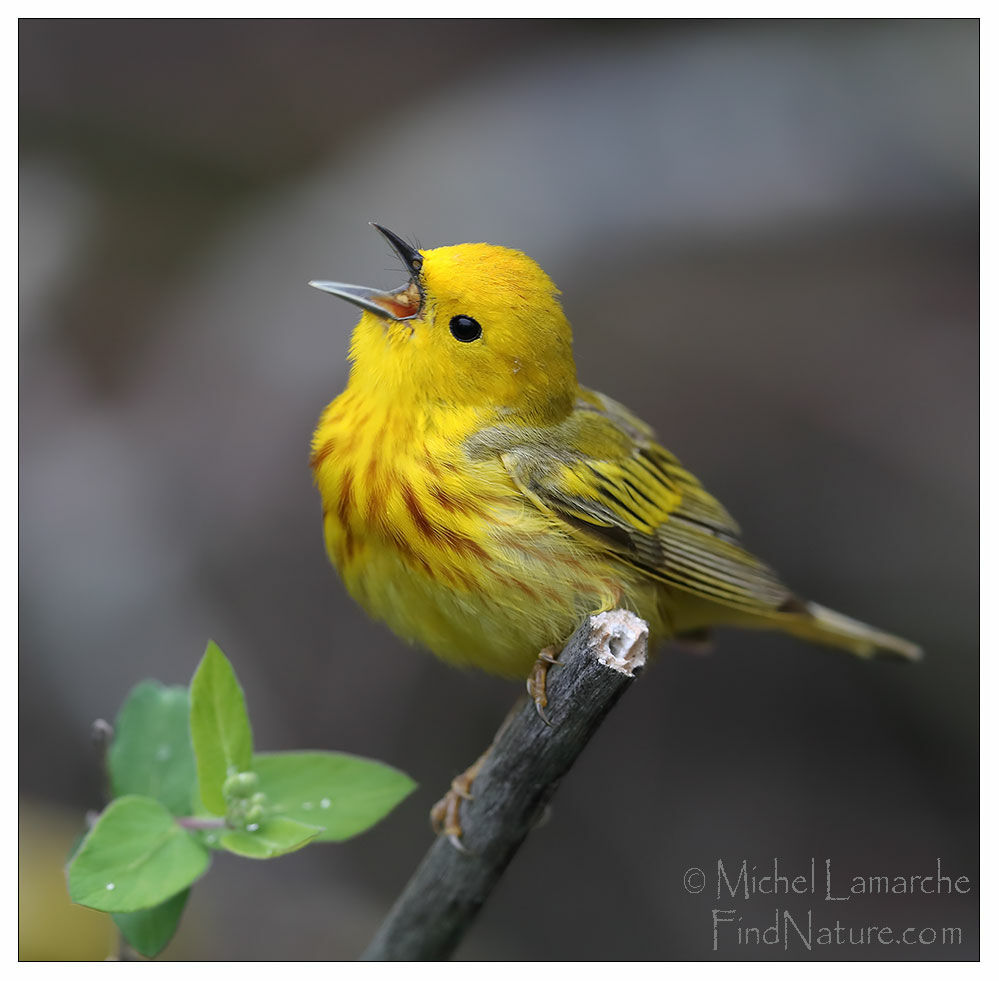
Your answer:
[310,225,577,425]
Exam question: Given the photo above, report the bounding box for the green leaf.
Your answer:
[68,796,210,913]
[189,641,254,815]
[219,817,321,859]
[192,826,228,851]
[112,888,190,958]
[252,752,416,842]
[109,681,197,816]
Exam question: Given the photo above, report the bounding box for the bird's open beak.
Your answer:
[309,223,424,322]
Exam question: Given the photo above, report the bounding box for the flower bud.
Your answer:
[222,770,260,800]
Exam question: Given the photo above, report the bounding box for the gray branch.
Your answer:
[361,610,649,961]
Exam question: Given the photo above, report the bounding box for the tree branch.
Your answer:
[361,609,649,961]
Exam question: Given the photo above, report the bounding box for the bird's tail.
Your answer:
[779,601,922,661]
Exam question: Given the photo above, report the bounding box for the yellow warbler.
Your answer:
[309,225,921,684]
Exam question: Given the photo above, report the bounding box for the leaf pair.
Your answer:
[67,642,416,957]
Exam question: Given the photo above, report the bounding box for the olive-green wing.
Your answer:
[485,389,793,615]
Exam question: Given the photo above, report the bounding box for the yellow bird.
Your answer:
[310,224,919,744]
[310,224,919,837]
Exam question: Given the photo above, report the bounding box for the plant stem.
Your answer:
[176,816,227,831]
[361,609,648,961]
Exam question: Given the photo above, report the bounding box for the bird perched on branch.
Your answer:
[309,224,920,839]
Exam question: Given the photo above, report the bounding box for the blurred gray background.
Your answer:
[19,19,977,961]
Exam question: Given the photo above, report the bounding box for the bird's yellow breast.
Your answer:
[310,391,638,677]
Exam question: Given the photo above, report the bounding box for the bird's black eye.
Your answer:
[449,315,482,342]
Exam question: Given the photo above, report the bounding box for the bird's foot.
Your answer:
[429,656,559,851]
[526,645,562,726]
[430,753,488,853]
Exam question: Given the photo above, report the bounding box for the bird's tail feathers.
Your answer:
[782,601,922,661]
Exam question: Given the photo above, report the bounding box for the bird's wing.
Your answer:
[471,389,793,615]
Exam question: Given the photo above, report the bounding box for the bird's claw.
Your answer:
[526,645,562,725]
[430,756,487,853]
[534,700,553,727]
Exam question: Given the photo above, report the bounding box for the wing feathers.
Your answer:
[492,389,792,616]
